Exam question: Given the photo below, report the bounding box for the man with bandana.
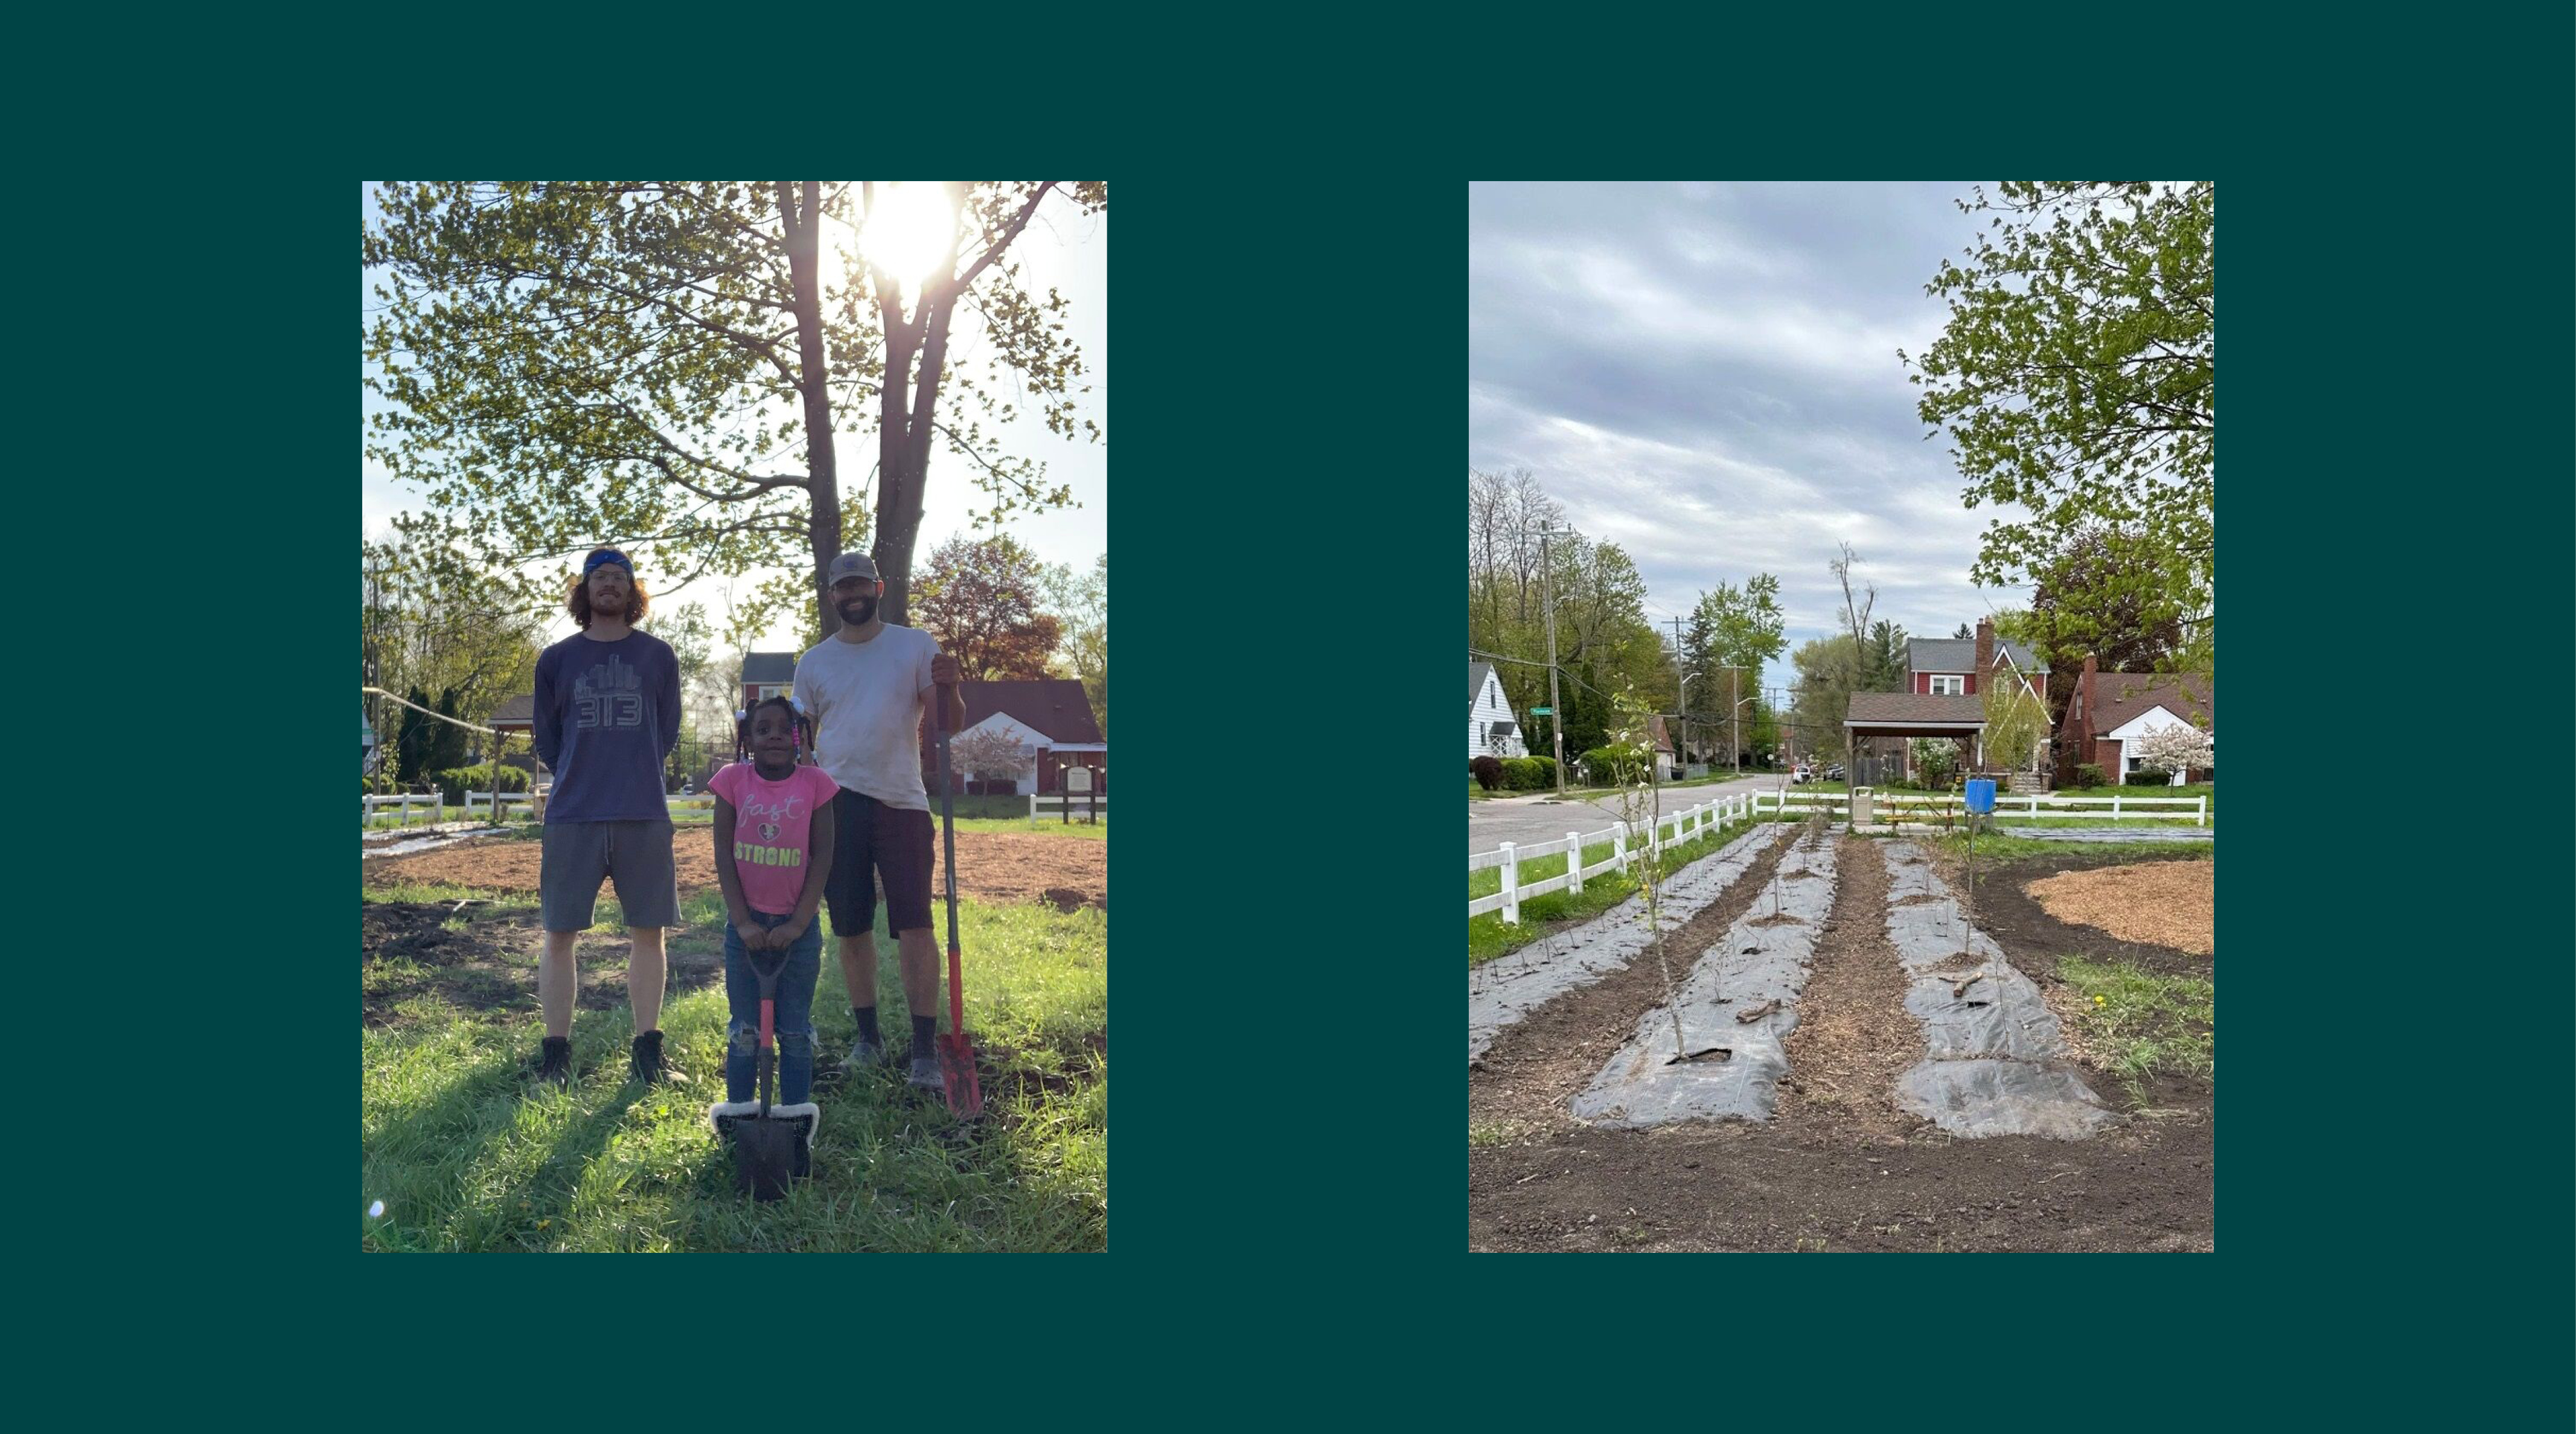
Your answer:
[793,551,966,1093]
[529,548,686,1089]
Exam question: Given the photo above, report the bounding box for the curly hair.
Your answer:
[737,695,813,757]
[566,571,650,628]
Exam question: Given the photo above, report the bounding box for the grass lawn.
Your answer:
[1468,815,1780,967]
[1917,829,2215,863]
[2056,954,2213,1095]
[362,878,1106,1252]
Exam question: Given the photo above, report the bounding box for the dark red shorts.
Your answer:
[826,789,935,936]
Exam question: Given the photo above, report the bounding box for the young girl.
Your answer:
[705,696,841,1171]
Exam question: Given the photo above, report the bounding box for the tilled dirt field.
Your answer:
[362,900,726,1028]
[1468,836,2214,1252]
[368,827,1105,912]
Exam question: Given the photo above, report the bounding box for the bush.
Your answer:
[1908,738,1960,791]
[2074,763,2105,788]
[431,764,530,807]
[1500,757,1554,790]
[2123,772,2180,787]
[1469,755,1504,791]
[1581,744,1646,786]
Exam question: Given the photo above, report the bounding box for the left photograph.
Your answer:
[362,181,1108,1252]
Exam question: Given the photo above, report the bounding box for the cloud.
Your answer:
[1471,181,2033,694]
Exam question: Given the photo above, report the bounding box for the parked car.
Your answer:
[1825,763,1845,781]
[1791,764,1812,784]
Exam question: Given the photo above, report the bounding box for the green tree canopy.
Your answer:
[1903,182,2213,669]
[364,181,1105,640]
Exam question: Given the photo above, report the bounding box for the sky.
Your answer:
[1468,181,2033,705]
[362,182,1107,659]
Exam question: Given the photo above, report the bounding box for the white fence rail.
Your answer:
[1467,793,1754,924]
[464,790,534,819]
[1466,787,2207,924]
[1029,792,1107,822]
[361,793,446,827]
[1751,789,2205,825]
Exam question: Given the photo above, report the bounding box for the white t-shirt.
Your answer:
[794,623,940,810]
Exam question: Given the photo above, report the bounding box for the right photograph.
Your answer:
[1468,181,2213,1253]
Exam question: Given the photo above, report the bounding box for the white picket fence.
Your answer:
[1466,787,2208,924]
[1752,789,2206,825]
[1029,793,1107,822]
[1467,792,1756,924]
[362,793,447,827]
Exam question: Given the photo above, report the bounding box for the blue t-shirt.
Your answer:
[532,630,681,823]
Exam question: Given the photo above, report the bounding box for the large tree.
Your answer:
[361,523,545,741]
[1041,552,1108,735]
[363,181,1106,639]
[1683,574,1786,762]
[1902,181,2213,668]
[1466,469,1669,758]
[914,534,1063,680]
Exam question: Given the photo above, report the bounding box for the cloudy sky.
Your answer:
[363,184,1107,656]
[1469,181,2032,702]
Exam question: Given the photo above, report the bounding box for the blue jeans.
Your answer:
[724,911,823,1104]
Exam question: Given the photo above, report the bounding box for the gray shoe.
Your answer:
[843,1036,886,1075]
[907,1054,945,1092]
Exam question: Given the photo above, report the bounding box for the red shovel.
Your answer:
[933,726,984,1117]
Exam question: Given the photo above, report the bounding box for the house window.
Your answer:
[1929,674,1964,696]
[2126,754,2143,773]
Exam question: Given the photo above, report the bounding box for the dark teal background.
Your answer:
[12,18,2566,1416]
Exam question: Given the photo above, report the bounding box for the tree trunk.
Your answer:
[779,182,841,638]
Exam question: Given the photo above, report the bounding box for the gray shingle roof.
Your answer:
[1845,692,1987,727]
[743,651,798,684]
[1469,661,1497,711]
[1906,636,2047,676]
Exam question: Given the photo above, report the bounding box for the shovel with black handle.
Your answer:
[933,728,985,1118]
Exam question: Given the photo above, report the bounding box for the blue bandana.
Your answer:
[583,549,632,578]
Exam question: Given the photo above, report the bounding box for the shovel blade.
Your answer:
[939,1032,983,1117]
[730,1118,800,1202]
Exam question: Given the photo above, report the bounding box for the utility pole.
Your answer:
[1731,665,1740,779]
[1668,615,1689,768]
[1541,527,1566,795]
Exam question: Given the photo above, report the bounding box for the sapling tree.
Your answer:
[1603,685,1688,1061]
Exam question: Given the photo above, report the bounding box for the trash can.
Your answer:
[1851,786,1873,825]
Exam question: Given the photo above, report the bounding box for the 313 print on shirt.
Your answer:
[574,657,645,731]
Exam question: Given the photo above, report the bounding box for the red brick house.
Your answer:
[2057,655,2213,784]
[921,678,1105,796]
[1852,618,2051,783]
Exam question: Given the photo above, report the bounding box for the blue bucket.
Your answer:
[1964,778,1996,814]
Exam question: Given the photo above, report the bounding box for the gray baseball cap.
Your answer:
[826,551,880,583]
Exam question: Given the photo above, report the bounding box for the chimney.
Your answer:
[1974,618,1995,692]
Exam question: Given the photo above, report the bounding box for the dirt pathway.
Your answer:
[1774,836,1928,1141]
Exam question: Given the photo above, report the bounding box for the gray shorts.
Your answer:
[540,819,682,931]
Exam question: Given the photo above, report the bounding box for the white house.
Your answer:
[1468,661,1528,758]
[2104,707,2213,786]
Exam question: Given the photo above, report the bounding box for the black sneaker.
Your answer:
[533,1036,572,1090]
[629,1029,686,1086]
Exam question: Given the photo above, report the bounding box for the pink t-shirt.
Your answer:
[708,761,841,917]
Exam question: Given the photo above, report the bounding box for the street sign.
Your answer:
[1529,706,1553,715]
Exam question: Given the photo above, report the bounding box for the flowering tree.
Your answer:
[2132,721,2213,781]
[950,725,1031,790]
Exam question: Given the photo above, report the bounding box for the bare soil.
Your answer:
[362,900,724,1027]
[367,828,1106,912]
[1468,836,2215,1252]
